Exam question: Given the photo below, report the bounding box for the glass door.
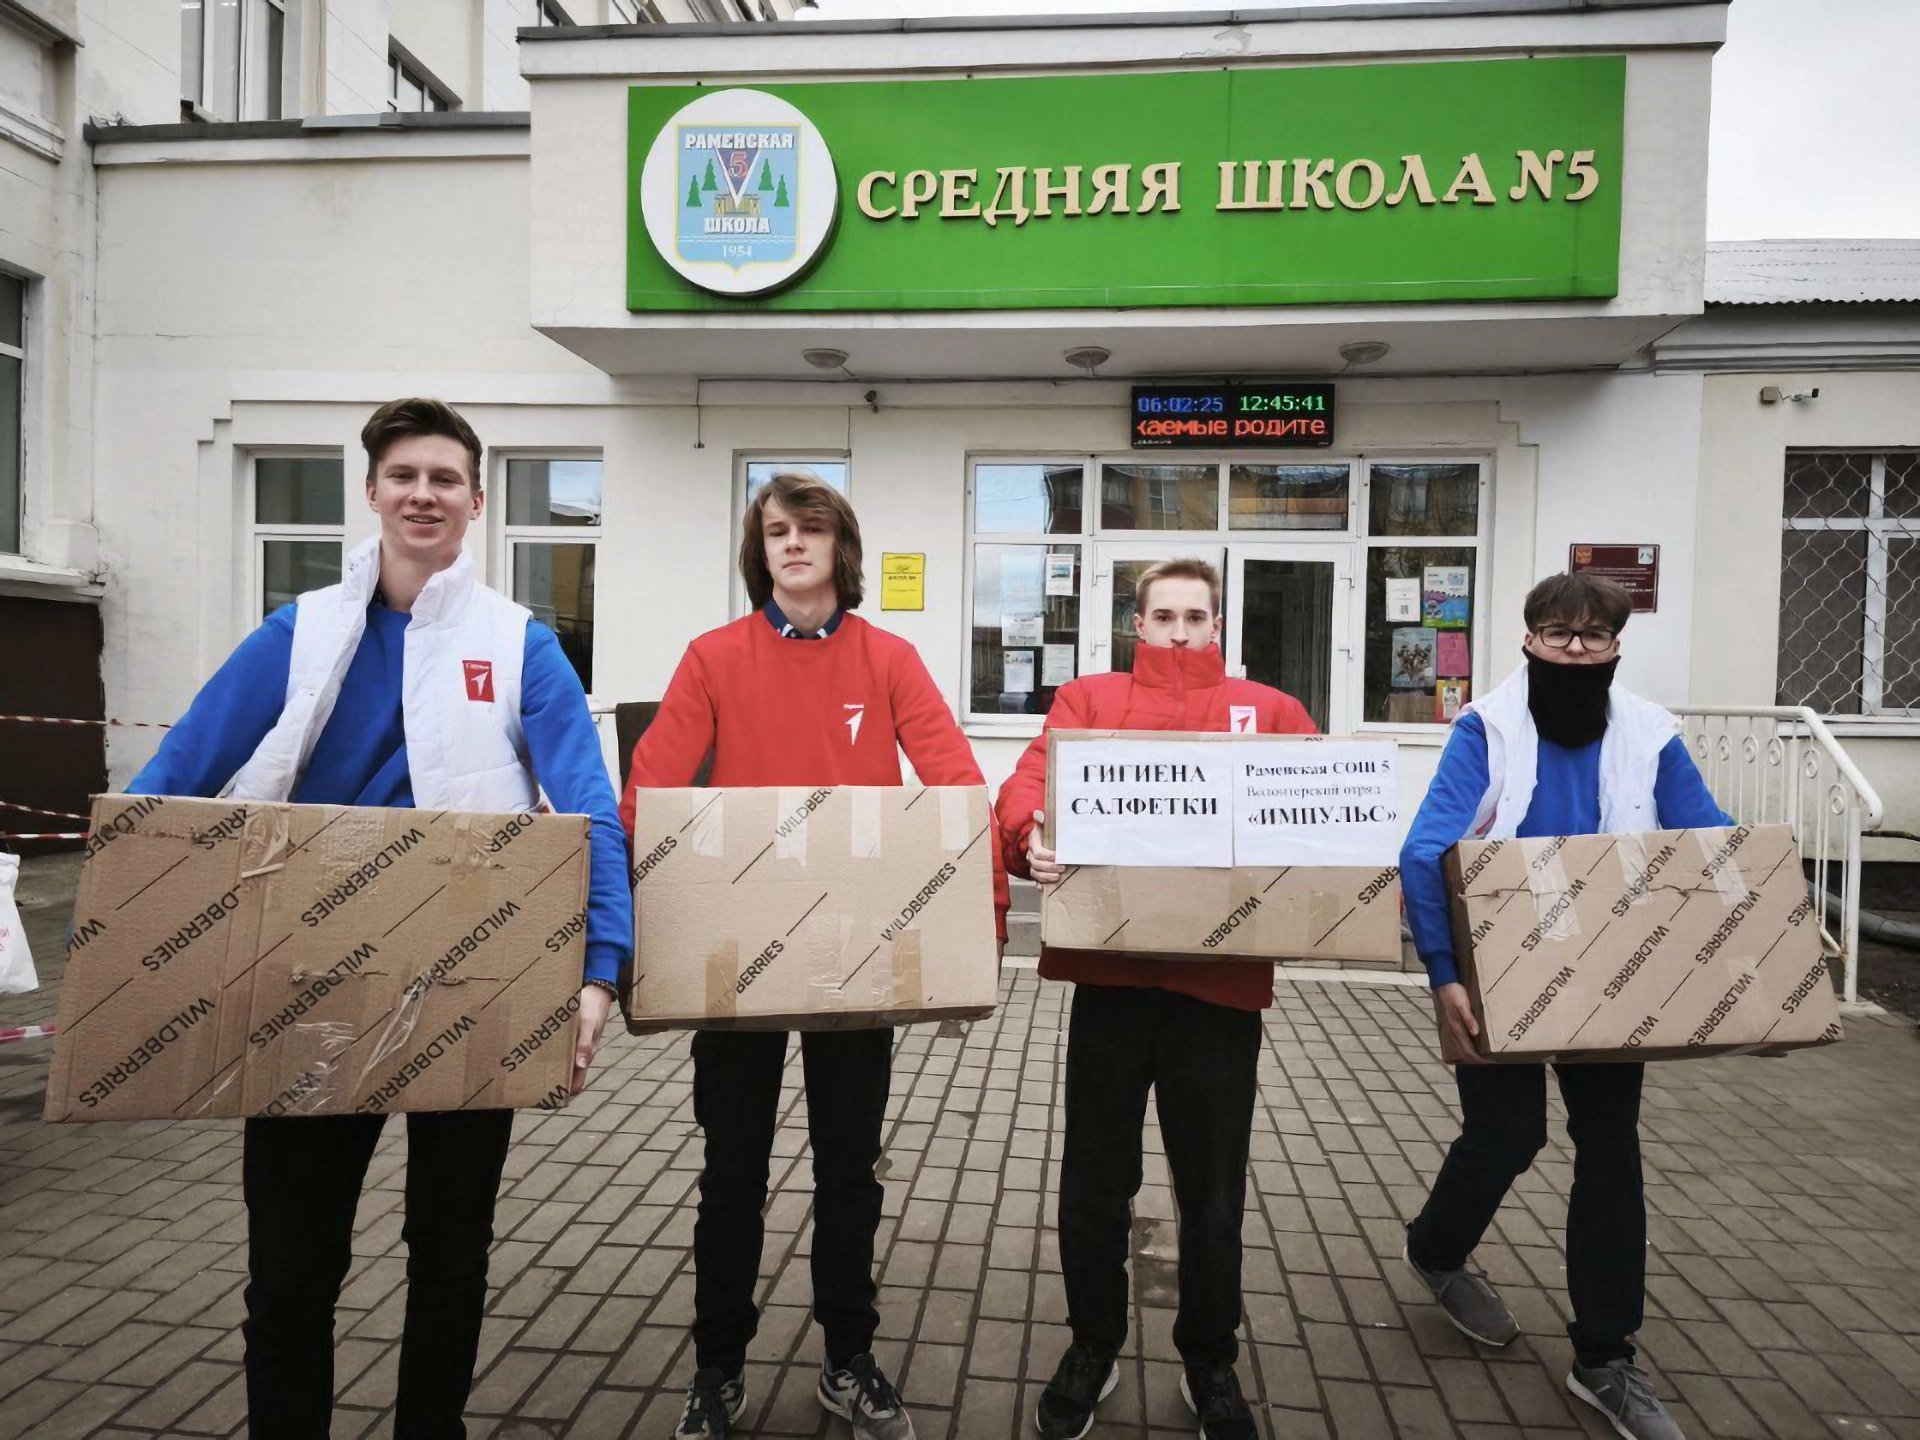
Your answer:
[1086,542,1228,676]
[1226,544,1349,733]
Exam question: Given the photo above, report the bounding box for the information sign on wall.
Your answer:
[1568,544,1659,612]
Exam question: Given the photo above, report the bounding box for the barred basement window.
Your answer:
[1777,450,1920,716]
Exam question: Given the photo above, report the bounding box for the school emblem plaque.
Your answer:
[639,88,838,297]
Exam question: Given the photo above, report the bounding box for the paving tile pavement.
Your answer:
[3,856,1919,1439]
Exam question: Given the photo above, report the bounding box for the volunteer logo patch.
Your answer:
[1230,705,1257,733]
[844,703,866,746]
[462,661,495,703]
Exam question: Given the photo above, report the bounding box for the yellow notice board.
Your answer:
[881,553,925,611]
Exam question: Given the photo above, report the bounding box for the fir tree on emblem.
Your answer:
[774,174,790,207]
[758,161,776,193]
[701,158,719,192]
[686,175,703,208]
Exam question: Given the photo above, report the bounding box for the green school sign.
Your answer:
[627,56,1624,313]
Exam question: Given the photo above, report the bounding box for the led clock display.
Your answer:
[1131,383,1336,449]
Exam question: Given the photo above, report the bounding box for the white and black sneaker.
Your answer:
[1035,1341,1119,1440]
[819,1352,915,1440]
[675,1367,747,1438]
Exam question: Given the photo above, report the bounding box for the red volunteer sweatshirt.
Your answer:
[621,612,1009,938]
[996,643,1316,1011]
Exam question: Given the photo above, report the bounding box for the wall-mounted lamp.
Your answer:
[1064,346,1112,376]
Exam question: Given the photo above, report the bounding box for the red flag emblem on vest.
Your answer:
[462,661,495,703]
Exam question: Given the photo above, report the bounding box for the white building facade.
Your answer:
[4,0,1917,844]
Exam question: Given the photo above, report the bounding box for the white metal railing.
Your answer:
[1676,706,1885,1006]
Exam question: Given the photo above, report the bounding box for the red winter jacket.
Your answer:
[995,642,1316,1010]
[622,612,1009,939]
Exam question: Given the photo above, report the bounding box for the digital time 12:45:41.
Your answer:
[1237,389,1329,414]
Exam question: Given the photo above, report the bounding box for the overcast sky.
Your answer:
[796,0,1919,242]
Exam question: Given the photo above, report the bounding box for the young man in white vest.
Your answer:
[1398,572,1732,1440]
[127,398,633,1439]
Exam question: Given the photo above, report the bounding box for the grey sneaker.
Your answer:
[820,1352,915,1440]
[1568,1359,1688,1440]
[1403,1239,1519,1346]
[676,1367,747,1438]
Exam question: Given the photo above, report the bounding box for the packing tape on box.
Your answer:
[939,788,972,851]
[1703,826,1756,907]
[776,789,811,865]
[689,795,726,858]
[891,930,924,1009]
[851,789,883,860]
[706,939,740,1018]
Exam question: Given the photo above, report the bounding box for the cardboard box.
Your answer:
[46,795,591,1122]
[1446,824,1844,1062]
[628,786,999,1031]
[1039,730,1403,965]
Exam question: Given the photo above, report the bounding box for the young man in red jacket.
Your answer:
[622,471,1008,1440]
[997,558,1315,1440]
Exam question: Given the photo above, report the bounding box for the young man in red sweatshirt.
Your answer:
[622,471,1008,1440]
[997,558,1315,1440]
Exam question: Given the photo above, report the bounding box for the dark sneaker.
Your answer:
[1569,1359,1688,1440]
[1035,1341,1119,1440]
[676,1367,747,1438]
[819,1352,915,1440]
[1403,1238,1520,1346]
[1179,1364,1257,1440]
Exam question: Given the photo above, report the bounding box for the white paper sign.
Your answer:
[1052,738,1234,868]
[1232,739,1400,867]
[1045,554,1076,596]
[1002,614,1044,646]
[1385,577,1420,622]
[1042,644,1076,686]
[1002,551,1044,616]
[1003,650,1035,693]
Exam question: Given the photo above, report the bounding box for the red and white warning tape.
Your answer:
[0,799,89,822]
[0,714,170,730]
[0,1024,58,1045]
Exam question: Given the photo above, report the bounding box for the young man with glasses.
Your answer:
[1397,572,1732,1440]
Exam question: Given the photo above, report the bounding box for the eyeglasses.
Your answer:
[1537,624,1618,651]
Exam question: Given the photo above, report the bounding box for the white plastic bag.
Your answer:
[0,853,38,996]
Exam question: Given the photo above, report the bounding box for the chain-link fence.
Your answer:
[1776,449,1920,714]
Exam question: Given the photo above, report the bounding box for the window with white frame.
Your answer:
[181,0,289,121]
[734,456,850,615]
[251,454,344,620]
[1361,462,1484,724]
[1777,449,1920,716]
[962,454,1488,729]
[503,458,602,691]
[1,271,22,555]
[388,47,453,112]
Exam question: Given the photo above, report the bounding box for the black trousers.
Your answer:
[1058,984,1263,1368]
[690,1026,892,1376]
[242,1109,514,1440]
[1406,1061,1645,1368]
